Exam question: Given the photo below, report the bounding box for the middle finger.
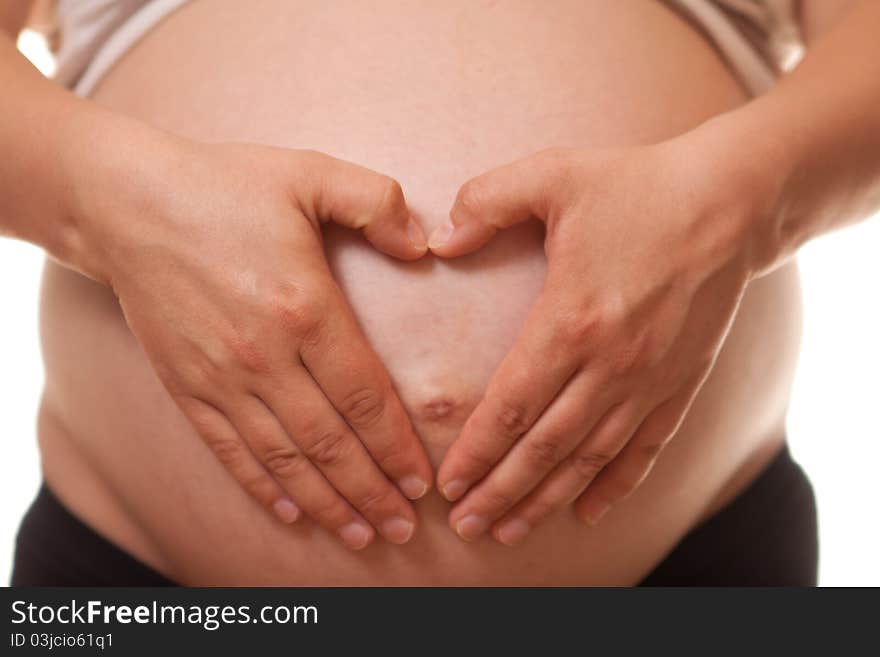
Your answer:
[492,401,647,546]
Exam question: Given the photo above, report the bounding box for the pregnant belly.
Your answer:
[38,0,802,585]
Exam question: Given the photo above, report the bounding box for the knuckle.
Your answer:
[226,333,271,375]
[480,487,516,511]
[268,283,325,342]
[611,330,663,377]
[556,310,604,349]
[494,399,531,439]
[340,386,387,430]
[373,176,406,219]
[303,429,355,467]
[353,485,394,515]
[205,435,244,468]
[262,445,307,479]
[609,344,646,378]
[556,296,628,350]
[176,359,222,393]
[460,441,498,474]
[571,450,613,480]
[524,436,564,468]
[454,179,489,220]
[373,436,410,473]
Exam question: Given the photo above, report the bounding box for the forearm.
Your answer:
[694,0,880,274]
[0,34,172,282]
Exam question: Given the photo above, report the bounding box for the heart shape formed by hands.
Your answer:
[421,141,760,546]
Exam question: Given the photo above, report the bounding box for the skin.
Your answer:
[432,1,880,544]
[0,0,876,576]
[36,0,795,585]
[93,142,438,549]
[0,7,435,550]
[431,143,758,542]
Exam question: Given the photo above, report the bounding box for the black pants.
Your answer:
[11,444,818,586]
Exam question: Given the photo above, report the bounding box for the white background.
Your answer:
[2,33,878,586]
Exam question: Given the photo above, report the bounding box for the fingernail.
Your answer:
[398,475,429,500]
[582,502,611,526]
[338,522,373,550]
[407,217,427,252]
[272,498,300,524]
[495,518,531,546]
[381,516,416,545]
[455,514,489,541]
[428,220,455,249]
[442,479,469,502]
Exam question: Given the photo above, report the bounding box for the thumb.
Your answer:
[298,151,427,260]
[429,149,567,258]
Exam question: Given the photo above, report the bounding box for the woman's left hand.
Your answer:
[428,137,775,545]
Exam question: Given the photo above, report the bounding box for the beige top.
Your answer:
[53,0,188,93]
[668,0,805,93]
[51,0,805,97]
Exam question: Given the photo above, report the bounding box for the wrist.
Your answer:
[58,107,188,285]
[672,106,798,279]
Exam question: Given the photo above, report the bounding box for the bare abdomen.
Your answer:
[37,0,802,585]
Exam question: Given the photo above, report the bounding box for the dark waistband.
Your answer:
[12,485,175,586]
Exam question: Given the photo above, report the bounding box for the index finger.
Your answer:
[298,284,434,501]
[429,148,572,257]
[292,151,427,260]
[436,296,580,502]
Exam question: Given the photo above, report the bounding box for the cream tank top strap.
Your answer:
[52,0,188,96]
[51,0,806,98]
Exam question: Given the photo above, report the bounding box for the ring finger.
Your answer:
[226,393,377,550]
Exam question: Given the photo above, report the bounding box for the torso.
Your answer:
[37,0,803,585]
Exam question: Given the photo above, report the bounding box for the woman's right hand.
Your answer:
[74,138,434,550]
